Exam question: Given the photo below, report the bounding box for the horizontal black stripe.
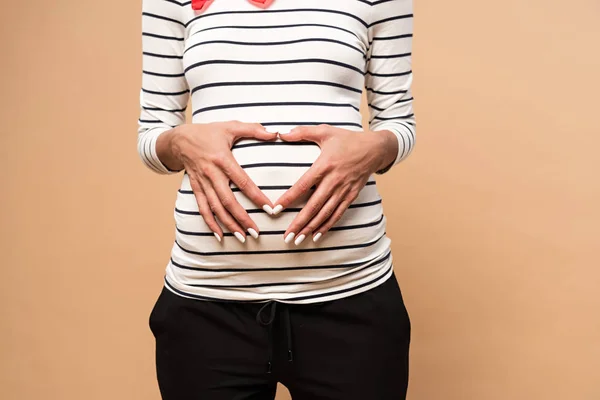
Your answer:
[139,119,162,124]
[190,23,360,42]
[231,141,319,150]
[174,208,202,216]
[174,198,382,216]
[193,101,360,116]
[238,162,314,169]
[174,231,386,256]
[142,88,189,96]
[370,13,413,27]
[184,252,390,288]
[176,214,384,237]
[261,121,364,129]
[143,106,187,112]
[177,180,376,194]
[369,0,397,5]
[142,12,185,27]
[328,213,384,232]
[369,97,413,112]
[372,113,414,121]
[186,8,368,29]
[143,70,185,78]
[368,52,411,60]
[366,87,408,95]
[184,58,364,76]
[142,32,184,41]
[371,33,413,43]
[143,51,183,60]
[163,262,394,303]
[348,198,383,208]
[366,70,412,78]
[169,249,390,273]
[191,80,362,96]
[185,38,365,57]
[178,185,290,195]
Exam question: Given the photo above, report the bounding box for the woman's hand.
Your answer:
[272,124,398,245]
[158,121,279,243]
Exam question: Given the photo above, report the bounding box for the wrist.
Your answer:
[156,124,189,172]
[168,124,188,160]
[369,129,398,173]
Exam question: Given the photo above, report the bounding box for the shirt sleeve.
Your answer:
[137,0,190,174]
[365,0,416,175]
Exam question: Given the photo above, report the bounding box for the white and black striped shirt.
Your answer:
[138,0,416,303]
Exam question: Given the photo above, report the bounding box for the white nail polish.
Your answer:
[284,232,295,244]
[266,127,278,134]
[214,232,221,242]
[294,234,306,246]
[247,228,259,239]
[234,232,246,243]
[272,205,283,215]
[313,232,322,243]
[263,205,274,215]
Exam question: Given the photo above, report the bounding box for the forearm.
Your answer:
[137,0,189,175]
[365,0,416,174]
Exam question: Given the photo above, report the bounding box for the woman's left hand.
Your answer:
[272,124,398,245]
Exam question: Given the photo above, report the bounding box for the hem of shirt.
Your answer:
[161,264,395,305]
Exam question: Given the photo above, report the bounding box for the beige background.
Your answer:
[1,0,599,399]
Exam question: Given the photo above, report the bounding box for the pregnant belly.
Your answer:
[172,138,386,268]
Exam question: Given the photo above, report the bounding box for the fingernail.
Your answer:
[263,205,274,215]
[247,228,259,239]
[214,232,221,242]
[313,232,322,243]
[272,205,283,215]
[284,232,295,244]
[266,127,278,134]
[234,232,246,243]
[294,234,306,246]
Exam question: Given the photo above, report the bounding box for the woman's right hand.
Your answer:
[158,121,279,243]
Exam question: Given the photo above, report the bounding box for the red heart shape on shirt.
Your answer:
[191,0,213,11]
[192,0,274,11]
[248,0,274,8]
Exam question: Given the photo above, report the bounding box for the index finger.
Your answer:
[227,121,278,142]
[271,162,323,215]
[221,155,276,214]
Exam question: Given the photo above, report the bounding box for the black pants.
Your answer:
[149,273,411,400]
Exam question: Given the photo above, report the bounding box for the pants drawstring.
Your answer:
[255,300,294,374]
[283,306,293,362]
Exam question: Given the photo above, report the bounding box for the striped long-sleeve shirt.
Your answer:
[138,0,416,303]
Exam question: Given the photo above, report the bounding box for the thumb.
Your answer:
[229,121,278,141]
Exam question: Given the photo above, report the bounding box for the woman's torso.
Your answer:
[166,0,394,303]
